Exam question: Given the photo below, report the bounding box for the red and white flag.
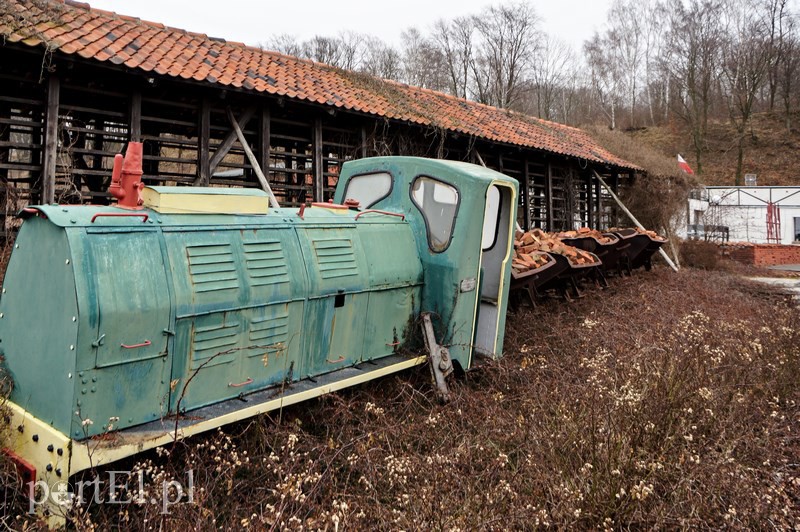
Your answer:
[677,154,694,175]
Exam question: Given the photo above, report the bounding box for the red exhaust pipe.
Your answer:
[109,142,145,209]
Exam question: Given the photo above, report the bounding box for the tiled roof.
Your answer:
[1,0,639,170]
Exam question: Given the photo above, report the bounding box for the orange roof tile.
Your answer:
[0,0,639,170]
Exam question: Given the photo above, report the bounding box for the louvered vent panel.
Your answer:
[313,239,358,279]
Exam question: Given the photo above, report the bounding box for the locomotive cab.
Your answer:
[335,157,518,368]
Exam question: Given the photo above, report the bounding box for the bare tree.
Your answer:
[361,37,403,80]
[607,0,647,127]
[527,36,575,121]
[337,31,368,71]
[401,27,448,90]
[778,21,800,129]
[472,2,540,109]
[263,34,303,57]
[302,36,345,66]
[719,0,773,184]
[431,17,475,99]
[585,32,624,129]
[660,0,724,175]
[640,1,670,125]
[764,0,791,111]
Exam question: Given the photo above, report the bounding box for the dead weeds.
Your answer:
[6,268,800,530]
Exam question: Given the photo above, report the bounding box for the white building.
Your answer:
[684,186,800,245]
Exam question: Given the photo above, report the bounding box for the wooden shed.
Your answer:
[0,0,640,238]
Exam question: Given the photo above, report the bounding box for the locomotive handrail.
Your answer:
[354,209,405,221]
[121,340,151,349]
[91,213,149,223]
[229,378,253,388]
[21,207,47,219]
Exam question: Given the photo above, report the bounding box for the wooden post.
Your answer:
[226,107,279,208]
[260,107,270,180]
[545,159,553,232]
[360,124,368,158]
[0,100,9,183]
[313,119,323,202]
[594,175,602,228]
[129,91,142,142]
[41,75,59,204]
[197,98,210,185]
[522,157,531,231]
[593,169,679,272]
[585,172,592,228]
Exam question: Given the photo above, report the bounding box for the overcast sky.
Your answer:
[85,0,613,53]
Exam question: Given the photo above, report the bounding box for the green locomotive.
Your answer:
[0,143,517,519]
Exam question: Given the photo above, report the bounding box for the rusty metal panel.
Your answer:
[84,231,171,368]
[0,219,78,435]
[165,227,306,411]
[362,288,421,361]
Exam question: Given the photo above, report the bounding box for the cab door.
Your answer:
[473,183,515,358]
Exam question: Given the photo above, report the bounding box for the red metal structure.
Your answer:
[766,201,782,243]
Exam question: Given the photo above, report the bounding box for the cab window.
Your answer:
[410,176,459,252]
[342,172,393,208]
[481,185,501,251]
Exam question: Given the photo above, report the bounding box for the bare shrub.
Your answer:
[680,239,721,269]
[583,126,696,268]
[4,269,798,529]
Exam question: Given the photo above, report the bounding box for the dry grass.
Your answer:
[583,124,689,180]
[630,112,800,186]
[4,267,799,530]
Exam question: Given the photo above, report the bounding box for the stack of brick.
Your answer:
[513,229,600,270]
[556,227,616,243]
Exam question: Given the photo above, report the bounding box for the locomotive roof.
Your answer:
[20,203,406,228]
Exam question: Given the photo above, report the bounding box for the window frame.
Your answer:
[341,171,394,209]
[481,185,503,252]
[409,175,461,253]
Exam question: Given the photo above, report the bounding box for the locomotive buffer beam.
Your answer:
[420,313,454,403]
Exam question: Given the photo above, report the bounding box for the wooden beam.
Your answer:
[593,169,679,272]
[197,98,210,185]
[226,107,279,208]
[129,91,141,142]
[193,106,256,185]
[42,75,59,204]
[313,119,323,202]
